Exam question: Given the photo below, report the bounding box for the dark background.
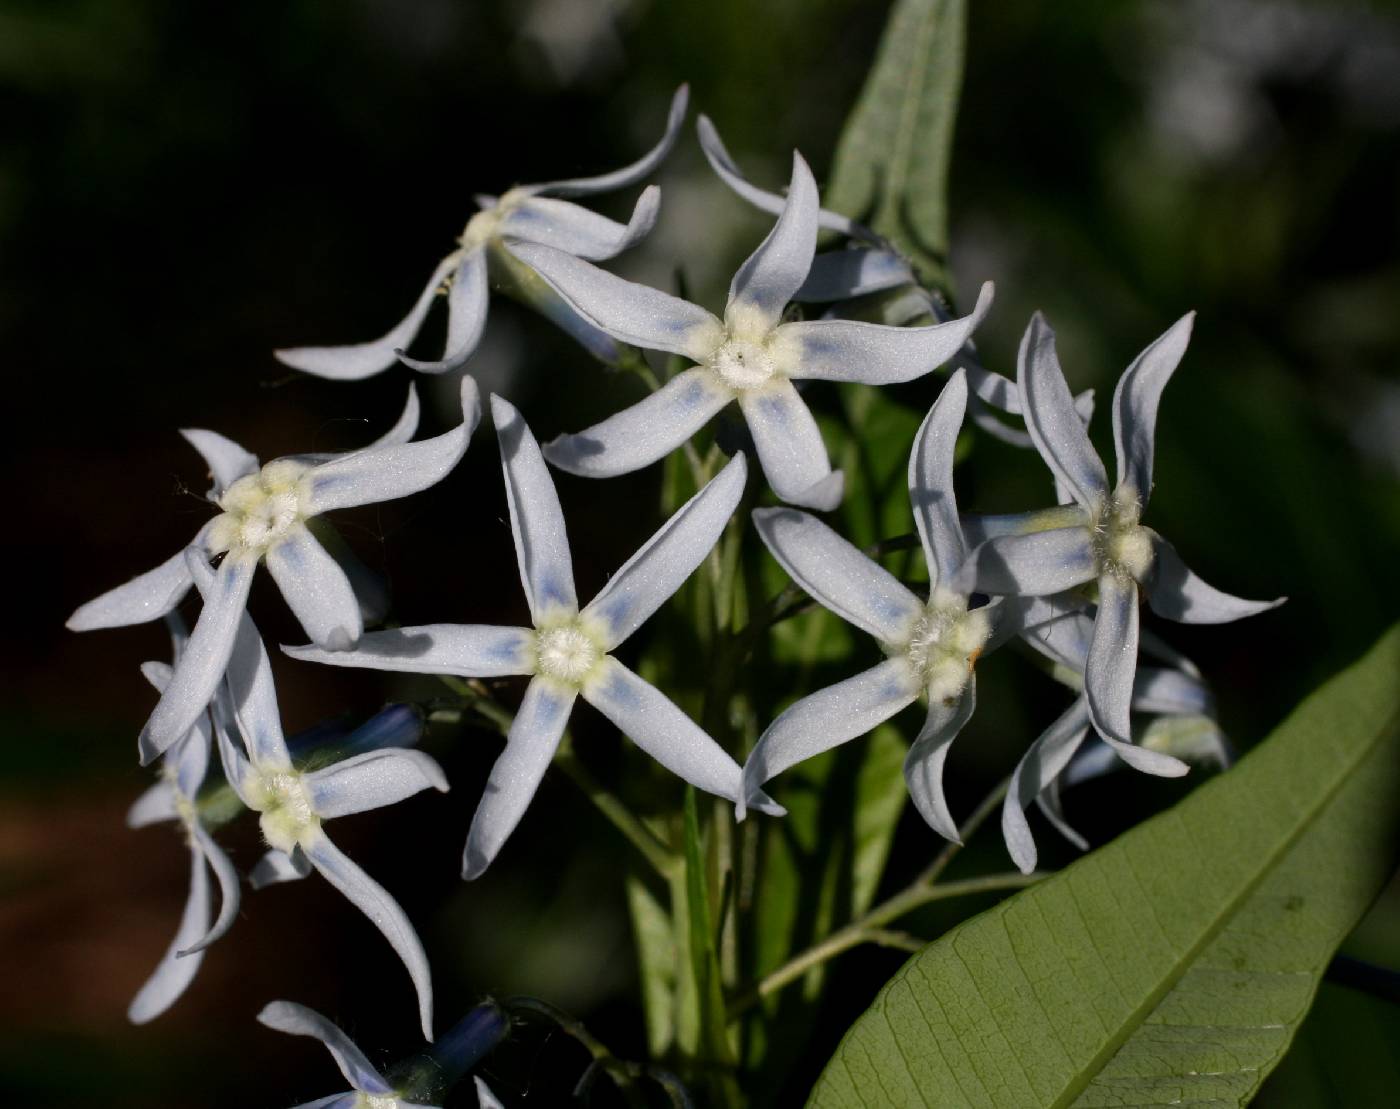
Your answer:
[3,0,1398,1104]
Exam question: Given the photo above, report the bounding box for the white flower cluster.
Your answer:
[68,86,1280,1104]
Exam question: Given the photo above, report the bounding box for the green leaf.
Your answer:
[681,788,735,1068]
[626,873,678,1058]
[809,621,1400,1108]
[826,0,966,288]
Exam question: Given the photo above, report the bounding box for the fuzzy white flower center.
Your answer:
[245,768,318,854]
[902,588,991,704]
[459,187,527,251]
[711,335,776,390]
[208,460,311,557]
[533,619,605,688]
[1093,487,1154,582]
[354,1095,400,1109]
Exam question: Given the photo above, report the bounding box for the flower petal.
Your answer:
[305,748,449,820]
[506,242,723,361]
[285,624,535,677]
[303,377,481,516]
[178,825,240,955]
[303,831,437,1042]
[528,84,688,197]
[475,1076,506,1109]
[1017,312,1109,511]
[909,368,969,586]
[795,248,914,302]
[1085,574,1188,777]
[904,682,978,842]
[696,114,866,238]
[397,247,489,374]
[127,848,210,1024]
[138,552,256,766]
[463,678,576,880]
[1112,313,1193,504]
[371,384,422,449]
[493,395,578,621]
[127,782,177,828]
[1132,665,1213,717]
[1035,775,1090,853]
[740,658,919,815]
[583,453,747,650]
[1145,532,1285,625]
[778,281,993,385]
[1002,697,1092,874]
[257,1000,394,1095]
[305,519,389,626]
[753,507,922,642]
[739,382,842,509]
[952,526,1098,598]
[502,186,659,261]
[543,368,732,478]
[266,528,363,652]
[180,429,259,498]
[250,847,312,889]
[584,657,766,811]
[220,590,293,770]
[67,544,197,632]
[726,152,818,332]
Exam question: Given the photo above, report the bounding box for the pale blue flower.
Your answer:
[286,396,778,878]
[508,155,992,510]
[68,381,480,765]
[955,313,1283,771]
[274,87,688,379]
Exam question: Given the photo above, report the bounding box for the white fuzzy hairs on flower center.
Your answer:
[532,618,605,689]
[246,768,319,854]
[208,460,312,557]
[711,336,777,390]
[902,588,991,704]
[1094,486,1154,583]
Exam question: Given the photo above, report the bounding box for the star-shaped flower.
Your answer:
[205,567,448,1041]
[67,380,481,764]
[274,87,688,380]
[287,395,778,878]
[258,996,509,1108]
[953,313,1283,769]
[126,615,239,1024]
[742,369,1034,836]
[1001,609,1225,874]
[507,154,993,510]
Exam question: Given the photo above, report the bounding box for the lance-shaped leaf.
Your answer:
[809,621,1400,1108]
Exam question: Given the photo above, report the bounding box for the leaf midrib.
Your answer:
[1048,700,1400,1108]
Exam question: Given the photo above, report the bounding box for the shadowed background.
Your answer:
[4,0,1398,1104]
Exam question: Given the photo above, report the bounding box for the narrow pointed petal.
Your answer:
[952,526,1098,598]
[257,1000,394,1095]
[180,429,259,497]
[172,721,214,801]
[1085,575,1189,777]
[127,783,177,828]
[909,368,969,586]
[753,507,922,642]
[214,707,255,807]
[475,1076,506,1109]
[1035,774,1091,852]
[371,384,421,449]
[1145,532,1285,625]
[266,528,363,651]
[463,678,575,880]
[222,594,292,769]
[741,659,919,812]
[67,545,196,631]
[530,84,688,197]
[306,748,448,819]
[1132,665,1213,717]
[779,281,993,385]
[304,832,436,1042]
[904,683,978,842]
[303,378,481,516]
[397,247,489,373]
[1001,698,1092,873]
[275,256,458,380]
[739,382,842,509]
[285,624,535,678]
[179,825,240,955]
[138,553,256,765]
[1018,610,1095,673]
[127,849,210,1023]
[250,847,312,888]
[583,454,747,650]
[696,114,865,238]
[1112,313,1193,504]
[795,248,914,302]
[985,592,1087,651]
[502,186,659,261]
[306,519,389,625]
[1017,313,1109,510]
[493,395,577,620]
[543,368,731,478]
[584,657,764,810]
[959,505,1090,548]
[726,152,818,331]
[507,242,723,360]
